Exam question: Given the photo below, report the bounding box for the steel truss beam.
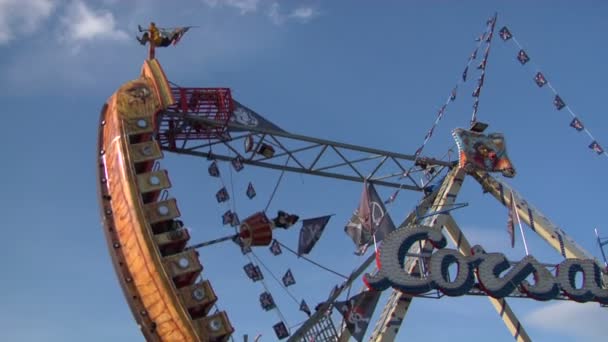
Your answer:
[156,113,453,190]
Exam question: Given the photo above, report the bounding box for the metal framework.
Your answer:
[156,108,452,190]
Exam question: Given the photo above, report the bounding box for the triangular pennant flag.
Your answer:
[282,269,295,287]
[230,212,240,227]
[470,48,478,60]
[437,104,447,120]
[384,190,399,204]
[300,300,311,317]
[477,60,486,70]
[570,118,584,132]
[215,187,230,203]
[472,86,481,97]
[222,210,234,225]
[589,141,604,155]
[208,161,220,177]
[424,126,435,140]
[231,156,244,172]
[298,215,332,256]
[554,95,566,110]
[246,182,256,199]
[478,74,485,87]
[260,292,276,311]
[273,322,290,340]
[534,72,547,87]
[450,87,457,101]
[517,50,530,65]
[334,291,381,342]
[462,66,469,82]
[507,191,517,248]
[269,239,282,256]
[499,26,512,41]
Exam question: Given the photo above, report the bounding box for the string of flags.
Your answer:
[498,25,607,158]
[412,14,498,161]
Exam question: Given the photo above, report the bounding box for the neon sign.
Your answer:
[364,226,608,304]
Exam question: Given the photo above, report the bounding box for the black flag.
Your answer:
[260,292,276,311]
[282,269,295,287]
[570,118,584,131]
[589,141,604,155]
[246,182,256,199]
[243,263,263,281]
[269,239,282,255]
[300,300,311,317]
[367,183,396,242]
[517,50,530,65]
[273,322,289,339]
[499,26,512,41]
[298,215,332,256]
[554,95,566,110]
[534,72,547,87]
[208,161,220,177]
[334,291,382,342]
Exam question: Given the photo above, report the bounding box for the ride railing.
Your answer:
[157,87,234,149]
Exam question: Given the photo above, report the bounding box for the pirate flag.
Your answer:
[208,161,220,177]
[462,66,469,82]
[215,187,230,203]
[554,95,566,110]
[517,49,530,65]
[477,60,486,70]
[298,215,332,256]
[230,212,240,227]
[499,26,512,41]
[384,190,399,205]
[534,72,547,87]
[450,87,457,101]
[273,322,289,340]
[589,141,604,155]
[246,182,256,199]
[282,269,295,287]
[222,210,234,225]
[300,300,311,317]
[269,239,282,255]
[470,48,478,60]
[231,156,244,172]
[570,118,584,131]
[259,292,276,311]
[334,290,381,342]
[244,263,263,281]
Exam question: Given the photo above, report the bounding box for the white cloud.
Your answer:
[60,1,128,43]
[289,6,317,22]
[202,0,260,14]
[526,301,608,341]
[0,0,55,44]
[267,2,283,25]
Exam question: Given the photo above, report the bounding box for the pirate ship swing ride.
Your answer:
[96,16,608,342]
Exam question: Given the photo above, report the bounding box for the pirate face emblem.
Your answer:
[232,107,259,127]
[346,309,370,334]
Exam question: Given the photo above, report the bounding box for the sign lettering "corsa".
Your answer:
[364,226,608,304]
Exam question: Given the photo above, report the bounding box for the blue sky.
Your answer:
[1,0,608,341]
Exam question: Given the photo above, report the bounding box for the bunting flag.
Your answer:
[269,239,282,255]
[282,269,295,287]
[215,187,230,203]
[507,191,517,248]
[470,48,478,60]
[517,49,530,64]
[298,215,332,256]
[231,212,240,227]
[472,86,481,97]
[500,23,608,159]
[499,26,512,41]
[334,290,382,342]
[244,263,263,281]
[570,118,584,131]
[299,300,311,317]
[222,210,234,225]
[384,190,399,204]
[589,141,604,155]
[534,72,547,87]
[273,322,290,340]
[462,66,469,82]
[477,60,486,70]
[259,292,276,311]
[246,182,256,199]
[554,95,566,110]
[345,182,396,254]
[453,128,516,177]
[231,156,244,171]
[208,161,220,177]
[450,87,457,101]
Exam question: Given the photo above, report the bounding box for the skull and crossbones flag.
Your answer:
[243,263,263,281]
[334,290,381,342]
[269,239,282,256]
[246,182,256,199]
[273,322,290,339]
[570,118,584,132]
[534,72,547,87]
[259,292,276,311]
[222,210,234,225]
[208,161,220,177]
[231,156,244,172]
[589,141,604,155]
[215,187,230,203]
[517,49,530,65]
[282,269,295,287]
[299,300,311,317]
[298,215,332,256]
[499,26,512,41]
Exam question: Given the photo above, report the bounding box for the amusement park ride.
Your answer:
[96,16,608,342]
